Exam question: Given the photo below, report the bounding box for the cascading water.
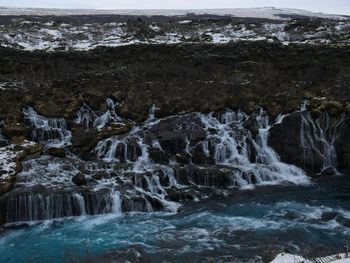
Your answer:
[300,111,345,174]
[75,98,122,131]
[23,107,71,147]
[3,101,314,223]
[93,105,309,212]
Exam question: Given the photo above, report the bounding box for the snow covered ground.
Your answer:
[0,6,348,20]
[270,253,350,263]
[0,16,349,51]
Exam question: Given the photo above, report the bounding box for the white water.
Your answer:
[300,111,345,173]
[7,104,314,222]
[75,98,123,131]
[23,107,71,147]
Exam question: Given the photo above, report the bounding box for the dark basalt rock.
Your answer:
[72,172,86,186]
[268,111,324,172]
[92,170,111,180]
[46,146,66,158]
[243,115,260,139]
[320,166,338,176]
[1,124,32,143]
[99,122,132,139]
[335,119,350,169]
[268,111,350,172]
[1,42,350,125]
[71,125,99,160]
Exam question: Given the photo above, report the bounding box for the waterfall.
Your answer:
[75,98,122,131]
[5,105,316,223]
[111,191,122,214]
[300,111,345,173]
[23,107,71,147]
[75,103,98,130]
[5,191,123,222]
[94,107,309,194]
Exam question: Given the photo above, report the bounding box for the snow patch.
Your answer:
[270,253,350,263]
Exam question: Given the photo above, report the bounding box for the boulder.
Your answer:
[99,122,131,139]
[46,146,65,158]
[320,166,337,176]
[2,125,32,142]
[72,173,86,186]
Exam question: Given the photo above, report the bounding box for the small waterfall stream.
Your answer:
[300,111,345,174]
[23,107,71,147]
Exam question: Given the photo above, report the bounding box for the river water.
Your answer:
[1,173,349,263]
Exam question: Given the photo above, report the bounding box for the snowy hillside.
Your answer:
[0,6,349,51]
[0,16,349,51]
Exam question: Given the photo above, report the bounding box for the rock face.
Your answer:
[335,120,350,169]
[268,110,349,173]
[0,42,350,127]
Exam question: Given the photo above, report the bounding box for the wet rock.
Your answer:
[335,119,350,169]
[2,124,32,142]
[71,125,99,159]
[324,100,343,117]
[268,112,323,172]
[190,144,215,165]
[336,216,350,228]
[121,196,149,212]
[243,115,260,139]
[113,141,142,162]
[320,166,337,176]
[0,177,15,196]
[310,108,322,119]
[46,146,65,158]
[148,148,170,164]
[345,103,350,118]
[321,212,337,221]
[173,165,234,188]
[92,171,111,180]
[99,122,132,139]
[145,195,164,211]
[166,188,196,202]
[175,152,191,165]
[72,172,86,186]
[146,115,206,158]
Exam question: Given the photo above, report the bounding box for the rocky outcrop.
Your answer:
[335,120,350,169]
[71,121,131,159]
[268,110,349,173]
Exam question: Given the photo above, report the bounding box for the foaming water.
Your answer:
[1,175,349,263]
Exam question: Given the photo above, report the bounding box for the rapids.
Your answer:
[0,175,349,262]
